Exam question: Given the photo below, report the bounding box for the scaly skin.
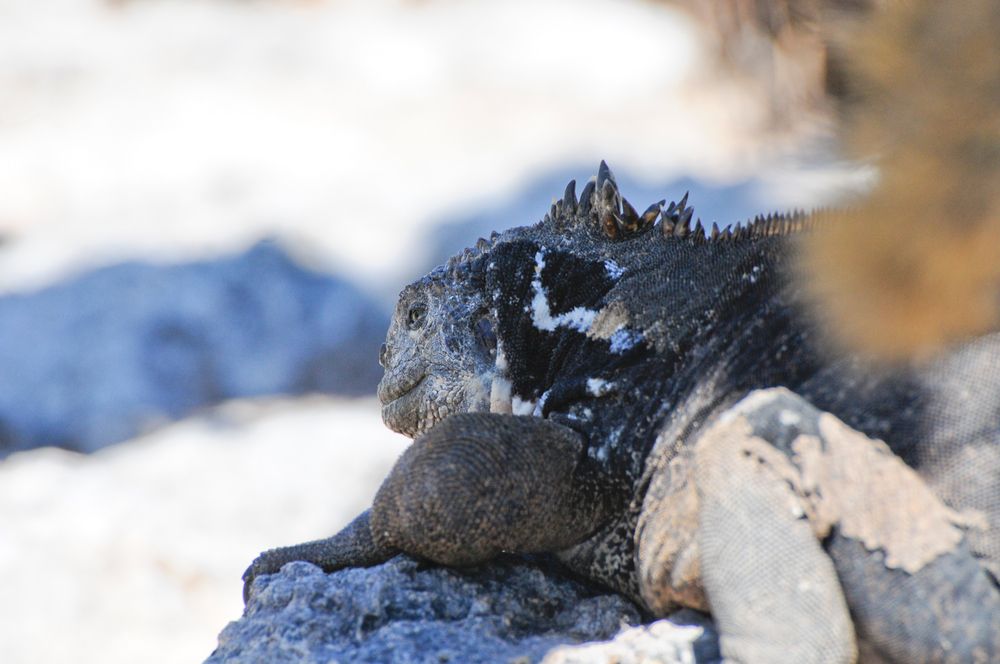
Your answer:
[377,276,495,438]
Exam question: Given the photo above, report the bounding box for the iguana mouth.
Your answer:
[379,371,429,437]
[377,371,427,405]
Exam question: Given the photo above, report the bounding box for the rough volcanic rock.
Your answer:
[209,556,720,664]
[0,240,387,456]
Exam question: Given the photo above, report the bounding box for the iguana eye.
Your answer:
[474,317,497,355]
[406,303,427,330]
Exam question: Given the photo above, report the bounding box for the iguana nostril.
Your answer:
[379,344,389,368]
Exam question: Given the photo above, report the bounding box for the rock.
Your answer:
[542,611,720,664]
[209,556,720,664]
[0,240,388,456]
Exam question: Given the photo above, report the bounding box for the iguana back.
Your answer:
[460,169,1000,587]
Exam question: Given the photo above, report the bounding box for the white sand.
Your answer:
[0,396,405,663]
[0,0,849,298]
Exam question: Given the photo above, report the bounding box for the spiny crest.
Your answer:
[738,209,817,238]
[443,229,500,282]
[546,160,660,241]
[654,193,814,243]
[546,161,708,244]
[560,162,822,244]
[443,163,823,281]
[659,191,697,240]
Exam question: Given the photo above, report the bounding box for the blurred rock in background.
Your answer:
[0,240,386,456]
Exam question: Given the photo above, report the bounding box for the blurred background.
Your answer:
[0,0,862,661]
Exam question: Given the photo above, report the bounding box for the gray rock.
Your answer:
[210,556,644,664]
[0,239,388,456]
[209,556,720,664]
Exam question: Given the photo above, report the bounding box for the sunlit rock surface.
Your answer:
[212,556,720,664]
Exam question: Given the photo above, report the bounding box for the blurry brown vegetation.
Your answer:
[670,0,1000,360]
[667,0,879,127]
[803,0,1000,360]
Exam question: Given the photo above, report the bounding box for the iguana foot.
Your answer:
[242,509,395,603]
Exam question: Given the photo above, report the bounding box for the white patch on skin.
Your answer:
[532,389,551,417]
[588,441,610,462]
[608,426,623,449]
[530,248,599,333]
[604,259,625,280]
[586,377,614,397]
[511,395,537,416]
[609,328,642,354]
[535,248,546,272]
[494,341,509,371]
[588,426,623,463]
[490,376,512,414]
[464,371,493,412]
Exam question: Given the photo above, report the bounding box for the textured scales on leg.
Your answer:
[243,413,620,600]
[699,389,1000,662]
[369,413,623,566]
[688,394,857,664]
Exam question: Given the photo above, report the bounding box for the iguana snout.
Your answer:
[377,268,496,438]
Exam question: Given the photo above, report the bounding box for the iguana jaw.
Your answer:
[377,370,426,405]
[380,372,493,438]
[378,368,428,437]
[379,386,424,437]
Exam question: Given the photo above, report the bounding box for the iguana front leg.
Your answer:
[691,396,857,663]
[244,413,618,602]
[686,388,999,663]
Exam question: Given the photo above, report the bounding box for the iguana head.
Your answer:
[377,161,810,438]
[377,258,499,438]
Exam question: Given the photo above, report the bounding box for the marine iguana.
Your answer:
[244,163,1000,663]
